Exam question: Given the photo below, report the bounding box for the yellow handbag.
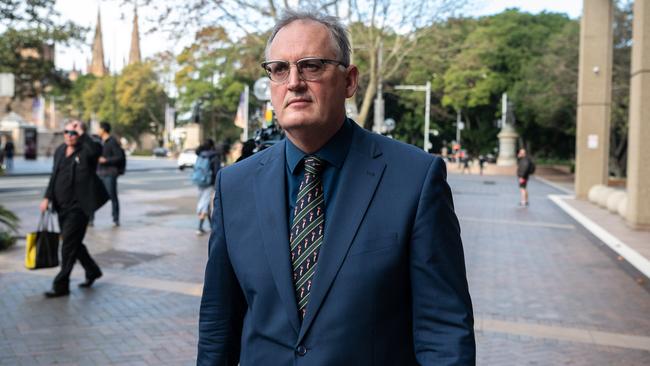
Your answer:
[24,211,60,270]
[24,231,37,269]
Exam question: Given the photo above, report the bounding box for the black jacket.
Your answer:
[517,156,534,179]
[97,136,125,177]
[45,134,109,216]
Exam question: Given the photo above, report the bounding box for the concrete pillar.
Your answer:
[575,0,613,199]
[496,124,518,166]
[626,0,650,229]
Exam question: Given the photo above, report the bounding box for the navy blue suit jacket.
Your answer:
[198,122,475,365]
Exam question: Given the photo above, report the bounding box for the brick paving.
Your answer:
[0,171,649,365]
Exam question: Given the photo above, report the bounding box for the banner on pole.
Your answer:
[234,91,247,128]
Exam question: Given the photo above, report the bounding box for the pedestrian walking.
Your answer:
[39,120,109,297]
[197,10,475,365]
[95,122,126,227]
[516,148,535,206]
[462,154,471,174]
[479,155,486,175]
[2,137,14,171]
[236,138,256,162]
[191,139,221,235]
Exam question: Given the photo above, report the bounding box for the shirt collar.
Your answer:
[286,118,353,174]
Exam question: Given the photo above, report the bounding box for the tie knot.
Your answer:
[304,155,324,175]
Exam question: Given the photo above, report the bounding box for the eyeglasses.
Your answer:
[64,130,78,136]
[261,57,348,83]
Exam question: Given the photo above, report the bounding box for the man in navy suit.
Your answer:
[197,10,475,366]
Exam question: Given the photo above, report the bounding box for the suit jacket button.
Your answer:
[296,345,307,356]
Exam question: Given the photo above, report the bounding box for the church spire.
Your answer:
[89,8,107,77]
[128,4,142,65]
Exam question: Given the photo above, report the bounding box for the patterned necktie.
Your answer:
[290,155,325,321]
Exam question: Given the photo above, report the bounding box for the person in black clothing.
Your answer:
[96,121,125,227]
[2,137,14,170]
[516,148,535,207]
[39,120,109,298]
[236,138,256,162]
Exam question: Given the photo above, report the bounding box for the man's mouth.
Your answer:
[286,97,312,107]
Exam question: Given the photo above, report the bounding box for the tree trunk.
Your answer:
[357,77,376,129]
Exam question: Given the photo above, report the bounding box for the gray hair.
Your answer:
[264,10,351,66]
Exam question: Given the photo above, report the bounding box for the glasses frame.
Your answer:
[63,130,79,136]
[261,57,348,83]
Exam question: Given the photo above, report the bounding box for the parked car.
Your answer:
[177,148,197,170]
[153,147,170,157]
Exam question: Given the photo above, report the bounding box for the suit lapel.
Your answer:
[253,141,301,335]
[298,126,386,342]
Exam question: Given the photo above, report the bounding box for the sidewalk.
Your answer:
[447,161,650,281]
[0,186,205,365]
[0,164,649,365]
[1,156,178,177]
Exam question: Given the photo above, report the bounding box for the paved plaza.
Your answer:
[1,168,649,365]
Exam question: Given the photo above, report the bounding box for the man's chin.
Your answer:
[277,117,320,131]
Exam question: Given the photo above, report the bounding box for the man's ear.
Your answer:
[345,65,359,98]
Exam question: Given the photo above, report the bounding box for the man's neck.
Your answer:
[284,119,345,154]
[101,133,110,142]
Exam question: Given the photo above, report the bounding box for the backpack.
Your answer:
[528,160,536,175]
[191,155,213,187]
[116,146,126,175]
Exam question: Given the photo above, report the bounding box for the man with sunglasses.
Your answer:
[198,10,475,366]
[40,120,109,298]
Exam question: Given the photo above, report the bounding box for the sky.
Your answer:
[53,0,583,73]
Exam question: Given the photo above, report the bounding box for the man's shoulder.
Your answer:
[220,143,278,178]
[352,126,435,167]
[107,136,121,147]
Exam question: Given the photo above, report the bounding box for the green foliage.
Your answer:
[0,1,86,99]
[0,231,16,251]
[609,1,633,177]
[0,27,81,98]
[174,26,266,143]
[80,63,168,143]
[511,20,579,158]
[0,204,19,233]
[115,62,167,140]
[443,10,571,110]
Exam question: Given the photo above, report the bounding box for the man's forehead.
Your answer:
[270,20,333,54]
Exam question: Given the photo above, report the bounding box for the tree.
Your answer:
[609,0,633,177]
[440,10,575,155]
[389,17,477,147]
[81,63,167,143]
[511,20,579,159]
[138,0,470,127]
[115,62,168,142]
[0,0,86,99]
[175,26,264,143]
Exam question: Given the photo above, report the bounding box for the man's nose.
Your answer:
[286,64,305,90]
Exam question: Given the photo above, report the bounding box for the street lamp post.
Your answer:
[395,81,431,152]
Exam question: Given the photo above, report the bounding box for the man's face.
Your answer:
[267,20,357,134]
[63,123,79,146]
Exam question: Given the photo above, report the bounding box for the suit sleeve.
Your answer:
[197,171,246,366]
[410,157,476,365]
[78,134,102,166]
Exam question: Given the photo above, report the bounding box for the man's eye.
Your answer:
[271,63,289,74]
[300,61,322,72]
